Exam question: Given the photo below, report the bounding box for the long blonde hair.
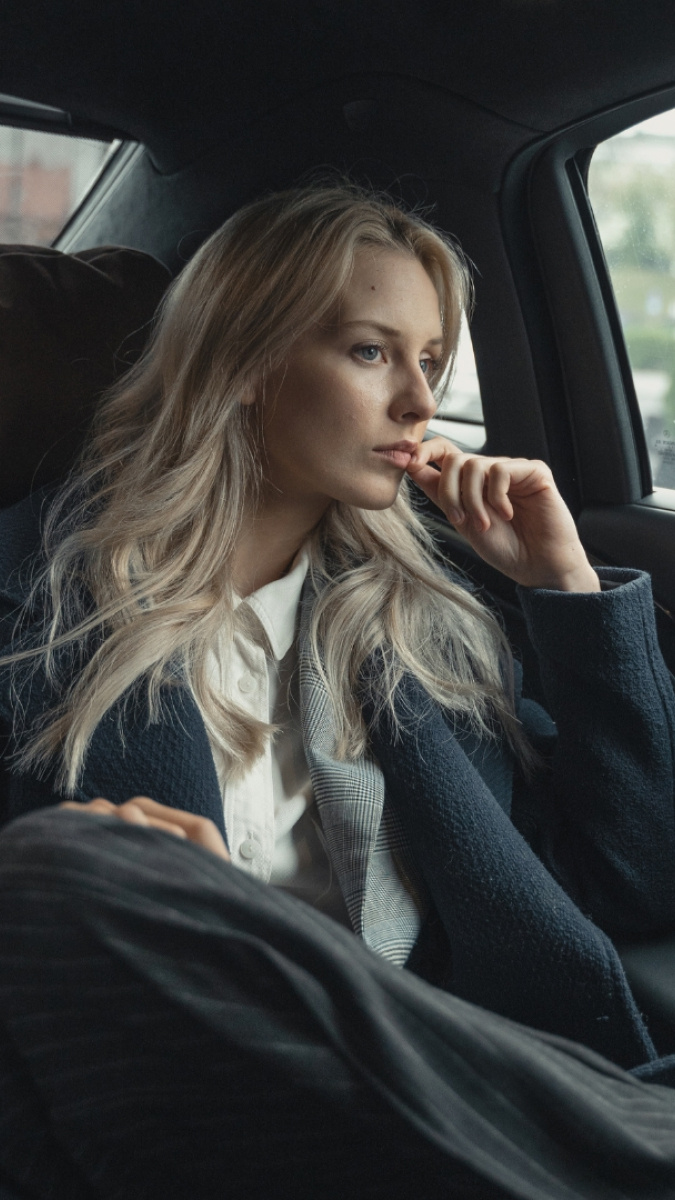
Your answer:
[7,181,534,793]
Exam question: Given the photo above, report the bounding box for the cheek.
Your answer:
[315,410,370,459]
[265,361,380,460]
[321,383,379,434]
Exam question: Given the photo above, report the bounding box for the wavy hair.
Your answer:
[6,181,535,793]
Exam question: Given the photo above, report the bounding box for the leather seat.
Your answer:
[0,243,171,508]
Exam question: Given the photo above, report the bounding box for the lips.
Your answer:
[373,448,414,468]
[373,441,418,454]
[373,440,418,469]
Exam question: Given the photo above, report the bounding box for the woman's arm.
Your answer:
[513,569,675,937]
[407,441,675,936]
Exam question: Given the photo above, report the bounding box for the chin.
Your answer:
[338,482,402,510]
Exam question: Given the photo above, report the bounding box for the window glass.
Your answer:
[0,126,111,245]
[432,315,485,450]
[588,110,675,488]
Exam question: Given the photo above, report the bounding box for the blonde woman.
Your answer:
[0,183,674,1200]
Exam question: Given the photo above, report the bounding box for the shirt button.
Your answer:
[238,675,255,694]
[239,839,260,861]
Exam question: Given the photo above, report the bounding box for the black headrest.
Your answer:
[0,243,172,508]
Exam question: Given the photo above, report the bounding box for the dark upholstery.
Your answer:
[0,244,172,508]
[0,1183,29,1200]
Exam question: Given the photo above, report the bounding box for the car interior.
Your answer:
[1,0,675,1066]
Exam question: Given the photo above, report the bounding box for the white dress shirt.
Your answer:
[202,547,352,928]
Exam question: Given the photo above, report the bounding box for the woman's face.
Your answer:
[256,247,445,516]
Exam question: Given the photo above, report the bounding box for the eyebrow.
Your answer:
[339,319,443,345]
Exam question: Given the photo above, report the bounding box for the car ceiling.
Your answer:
[1,0,675,174]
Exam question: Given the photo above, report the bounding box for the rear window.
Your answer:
[588,110,675,490]
[0,125,112,245]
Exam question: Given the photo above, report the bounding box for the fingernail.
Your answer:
[449,508,463,524]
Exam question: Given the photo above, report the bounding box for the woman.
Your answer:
[0,182,674,1199]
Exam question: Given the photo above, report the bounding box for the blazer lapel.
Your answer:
[297,580,428,964]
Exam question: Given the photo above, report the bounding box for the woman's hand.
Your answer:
[59,795,230,861]
[406,438,600,592]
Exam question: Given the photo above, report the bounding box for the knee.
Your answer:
[0,806,133,896]
[0,804,85,859]
[0,804,233,906]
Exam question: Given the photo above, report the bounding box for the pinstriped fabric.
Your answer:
[297,587,430,966]
[3,812,675,1200]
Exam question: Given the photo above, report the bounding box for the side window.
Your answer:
[588,111,675,489]
[0,124,112,245]
[430,316,485,451]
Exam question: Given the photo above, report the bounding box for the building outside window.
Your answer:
[0,125,110,245]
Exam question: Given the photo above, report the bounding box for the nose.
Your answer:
[391,361,437,425]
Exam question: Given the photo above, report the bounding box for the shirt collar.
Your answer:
[237,544,310,660]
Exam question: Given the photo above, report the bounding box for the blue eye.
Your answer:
[356,344,382,362]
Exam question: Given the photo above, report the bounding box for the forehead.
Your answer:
[338,247,442,331]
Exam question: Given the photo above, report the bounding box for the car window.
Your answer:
[0,124,113,245]
[588,110,675,491]
[430,315,485,451]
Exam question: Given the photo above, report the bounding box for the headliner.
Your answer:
[1,0,675,170]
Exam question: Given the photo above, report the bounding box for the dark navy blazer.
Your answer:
[1,490,674,1069]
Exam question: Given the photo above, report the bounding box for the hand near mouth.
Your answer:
[406,437,600,592]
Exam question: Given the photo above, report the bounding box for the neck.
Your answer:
[232,493,329,597]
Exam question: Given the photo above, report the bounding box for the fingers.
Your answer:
[407,439,549,531]
[486,462,515,523]
[127,797,230,860]
[449,455,494,531]
[60,797,127,821]
[405,437,463,516]
[58,796,230,862]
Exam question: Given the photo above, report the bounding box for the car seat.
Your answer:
[0,242,171,1200]
[0,242,171,509]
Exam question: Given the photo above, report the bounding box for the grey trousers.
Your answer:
[0,810,674,1200]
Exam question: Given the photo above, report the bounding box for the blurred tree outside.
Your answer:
[590,121,675,486]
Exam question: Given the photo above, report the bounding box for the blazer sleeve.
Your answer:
[513,566,675,938]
